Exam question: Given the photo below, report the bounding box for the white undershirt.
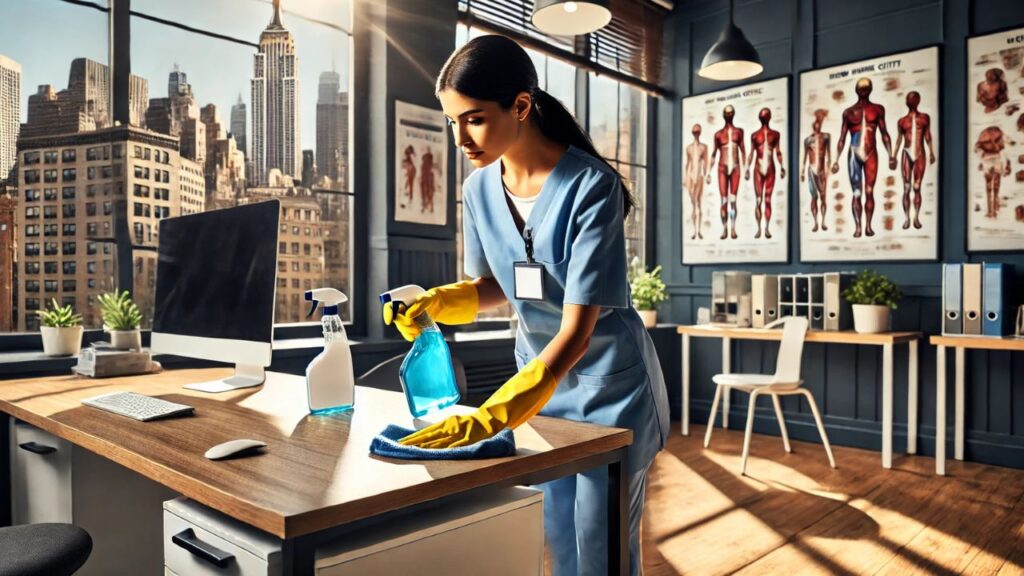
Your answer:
[504,187,540,222]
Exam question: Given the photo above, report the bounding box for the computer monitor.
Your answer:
[152,200,280,392]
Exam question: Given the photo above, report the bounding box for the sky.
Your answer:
[0,0,352,151]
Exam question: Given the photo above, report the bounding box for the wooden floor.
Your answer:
[638,423,1024,575]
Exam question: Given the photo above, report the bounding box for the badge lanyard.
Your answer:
[514,227,545,301]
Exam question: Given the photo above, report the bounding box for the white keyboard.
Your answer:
[81,391,194,422]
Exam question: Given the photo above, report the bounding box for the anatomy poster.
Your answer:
[798,46,939,262]
[394,100,448,226]
[968,28,1024,251]
[681,77,789,264]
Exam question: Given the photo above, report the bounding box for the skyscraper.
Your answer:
[251,0,300,186]
[316,70,348,190]
[230,93,246,157]
[0,54,20,185]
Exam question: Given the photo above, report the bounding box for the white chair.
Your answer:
[703,316,836,475]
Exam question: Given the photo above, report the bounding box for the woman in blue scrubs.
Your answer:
[384,34,670,575]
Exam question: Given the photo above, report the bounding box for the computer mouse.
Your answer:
[204,439,267,460]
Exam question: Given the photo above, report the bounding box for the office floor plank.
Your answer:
[636,424,1024,576]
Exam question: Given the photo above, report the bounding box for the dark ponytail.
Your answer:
[437,34,635,218]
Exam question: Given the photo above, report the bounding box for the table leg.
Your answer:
[722,337,731,429]
[682,334,690,436]
[282,534,316,576]
[907,340,919,455]
[608,457,628,575]
[955,346,965,461]
[882,343,893,469]
[936,345,946,475]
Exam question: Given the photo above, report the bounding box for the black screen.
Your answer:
[153,200,279,342]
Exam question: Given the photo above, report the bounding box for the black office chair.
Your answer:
[358,353,468,399]
[0,523,92,576]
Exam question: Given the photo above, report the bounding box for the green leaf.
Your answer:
[97,290,142,330]
[630,263,668,310]
[842,269,902,309]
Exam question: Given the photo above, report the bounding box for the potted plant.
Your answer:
[629,257,669,328]
[36,299,84,357]
[842,269,902,334]
[97,290,143,350]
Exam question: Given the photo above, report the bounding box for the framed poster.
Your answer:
[798,46,940,262]
[681,76,789,264]
[967,27,1024,251]
[394,100,447,226]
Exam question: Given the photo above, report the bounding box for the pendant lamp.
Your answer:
[532,0,612,36]
[698,0,763,81]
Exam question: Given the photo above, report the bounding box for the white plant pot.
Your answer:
[638,309,658,328]
[852,304,890,334]
[40,325,84,357]
[109,329,142,350]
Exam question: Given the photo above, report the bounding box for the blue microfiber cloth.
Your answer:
[369,424,516,460]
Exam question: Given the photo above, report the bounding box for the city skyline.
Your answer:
[0,0,351,152]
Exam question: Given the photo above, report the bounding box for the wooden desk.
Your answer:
[677,325,921,469]
[931,335,1024,476]
[0,368,632,575]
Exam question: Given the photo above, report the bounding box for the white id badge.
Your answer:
[514,262,545,301]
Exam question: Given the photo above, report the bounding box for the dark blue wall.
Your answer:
[658,0,1024,468]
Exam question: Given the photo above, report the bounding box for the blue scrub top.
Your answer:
[462,145,670,473]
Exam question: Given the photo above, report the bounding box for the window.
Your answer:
[87,223,98,236]
[86,147,102,161]
[588,74,648,266]
[63,204,76,218]
[62,187,75,199]
[25,262,40,274]
[23,151,40,165]
[103,201,112,215]
[44,169,58,183]
[25,207,40,219]
[25,225,39,237]
[63,262,77,274]
[44,280,58,293]
[44,188,57,201]
[87,262,97,274]
[86,203,97,217]
[62,149,77,162]
[24,170,39,184]
[62,168,76,182]
[43,224,57,236]
[44,262,58,274]
[44,242,58,256]
[63,224,76,236]
[63,241,76,255]
[24,189,40,201]
[87,242,98,256]
[43,151,58,164]
[63,280,77,292]
[25,281,39,293]
[44,206,57,219]
[87,166,96,180]
[113,144,123,159]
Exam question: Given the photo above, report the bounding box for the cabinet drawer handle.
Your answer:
[18,442,56,455]
[172,528,235,568]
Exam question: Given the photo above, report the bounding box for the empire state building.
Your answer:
[251,0,300,185]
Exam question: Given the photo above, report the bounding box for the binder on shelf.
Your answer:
[982,263,1010,336]
[809,275,825,330]
[824,273,854,331]
[751,274,779,328]
[963,263,983,335]
[777,274,795,319]
[942,264,963,335]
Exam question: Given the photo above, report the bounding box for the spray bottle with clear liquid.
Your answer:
[304,288,355,414]
[379,285,461,417]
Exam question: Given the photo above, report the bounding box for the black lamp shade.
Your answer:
[532,0,612,36]
[698,22,763,81]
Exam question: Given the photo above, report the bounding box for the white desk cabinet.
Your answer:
[164,487,544,576]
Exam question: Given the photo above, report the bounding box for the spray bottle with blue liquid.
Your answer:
[379,285,461,417]
[305,288,354,414]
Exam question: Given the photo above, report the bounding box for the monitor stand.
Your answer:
[184,364,267,393]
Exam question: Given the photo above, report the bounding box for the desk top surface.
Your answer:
[930,334,1024,350]
[676,324,921,344]
[0,368,631,539]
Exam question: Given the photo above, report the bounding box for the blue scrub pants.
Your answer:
[540,462,650,576]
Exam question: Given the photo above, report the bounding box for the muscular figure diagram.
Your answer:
[707,105,746,240]
[893,91,935,230]
[977,68,1009,114]
[832,78,894,238]
[975,126,1011,218]
[745,108,785,239]
[801,109,832,232]
[684,124,709,240]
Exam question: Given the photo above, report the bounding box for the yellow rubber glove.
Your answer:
[399,358,557,448]
[382,281,479,342]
